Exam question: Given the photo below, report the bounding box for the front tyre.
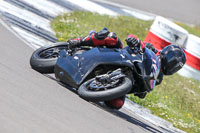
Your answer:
[78,77,132,102]
[30,42,68,73]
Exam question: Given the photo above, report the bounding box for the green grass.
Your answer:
[51,11,200,133]
[175,22,200,37]
[51,11,153,44]
[129,74,200,132]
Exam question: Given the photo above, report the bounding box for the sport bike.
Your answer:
[30,42,160,102]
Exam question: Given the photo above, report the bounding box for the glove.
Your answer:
[125,36,143,52]
[145,43,158,54]
[67,39,81,50]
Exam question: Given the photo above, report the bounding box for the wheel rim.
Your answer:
[38,46,67,59]
[88,78,122,91]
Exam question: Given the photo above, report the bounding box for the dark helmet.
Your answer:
[160,44,186,75]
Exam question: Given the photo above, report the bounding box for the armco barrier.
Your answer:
[144,16,188,50]
[144,16,200,81]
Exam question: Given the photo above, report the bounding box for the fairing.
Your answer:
[141,47,160,90]
[54,46,160,91]
[55,47,133,88]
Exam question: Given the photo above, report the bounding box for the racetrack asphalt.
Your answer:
[0,18,171,133]
[107,0,200,25]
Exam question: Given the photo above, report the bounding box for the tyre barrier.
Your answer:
[144,16,200,81]
[144,16,188,50]
[178,34,200,81]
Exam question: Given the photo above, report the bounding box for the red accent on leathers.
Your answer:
[91,34,123,48]
[85,36,90,41]
[127,34,138,38]
[105,36,118,46]
[72,38,81,41]
[140,41,146,51]
[91,34,106,46]
[127,34,146,51]
[71,32,123,48]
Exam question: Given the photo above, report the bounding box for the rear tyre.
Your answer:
[30,42,68,73]
[78,77,132,102]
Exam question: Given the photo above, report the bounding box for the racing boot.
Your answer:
[134,92,147,99]
[104,96,125,110]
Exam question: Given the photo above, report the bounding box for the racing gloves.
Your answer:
[125,34,145,52]
[125,34,159,55]
[145,43,159,54]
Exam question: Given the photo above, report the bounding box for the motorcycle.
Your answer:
[30,42,160,102]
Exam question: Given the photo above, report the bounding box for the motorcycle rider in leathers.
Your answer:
[67,27,186,109]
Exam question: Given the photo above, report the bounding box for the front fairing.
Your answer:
[143,47,160,80]
[124,46,160,79]
[141,48,160,90]
[55,46,160,91]
[124,46,160,92]
[78,48,132,81]
[55,47,133,88]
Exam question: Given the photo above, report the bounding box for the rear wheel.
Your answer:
[78,74,132,102]
[30,42,69,73]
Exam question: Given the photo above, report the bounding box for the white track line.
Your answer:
[0,0,52,33]
[21,0,69,17]
[12,26,53,49]
[66,0,118,16]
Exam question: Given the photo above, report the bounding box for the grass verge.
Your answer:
[51,11,200,133]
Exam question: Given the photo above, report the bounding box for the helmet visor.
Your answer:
[167,57,183,75]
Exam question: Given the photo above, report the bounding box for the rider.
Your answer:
[125,35,186,99]
[67,27,186,109]
[67,27,123,49]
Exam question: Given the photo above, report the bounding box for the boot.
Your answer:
[104,96,125,110]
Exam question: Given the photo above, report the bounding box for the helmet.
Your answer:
[160,44,186,75]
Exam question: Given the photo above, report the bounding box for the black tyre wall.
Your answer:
[78,77,132,102]
[30,42,68,73]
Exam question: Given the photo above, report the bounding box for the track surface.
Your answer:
[107,0,200,25]
[0,19,171,133]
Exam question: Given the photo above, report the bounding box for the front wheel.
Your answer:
[30,42,69,73]
[78,76,132,102]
